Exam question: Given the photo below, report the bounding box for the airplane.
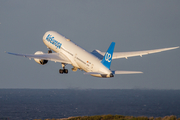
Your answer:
[6,31,179,78]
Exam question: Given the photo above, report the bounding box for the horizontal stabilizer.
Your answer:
[112,70,143,74]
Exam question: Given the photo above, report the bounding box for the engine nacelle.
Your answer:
[34,51,48,65]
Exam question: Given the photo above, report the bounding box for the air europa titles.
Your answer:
[46,34,62,49]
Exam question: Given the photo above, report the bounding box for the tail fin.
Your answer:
[101,42,115,69]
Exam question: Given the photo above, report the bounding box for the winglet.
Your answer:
[101,42,115,69]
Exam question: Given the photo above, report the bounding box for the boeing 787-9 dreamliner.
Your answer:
[6,31,179,78]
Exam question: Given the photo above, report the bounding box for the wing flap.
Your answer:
[6,52,71,64]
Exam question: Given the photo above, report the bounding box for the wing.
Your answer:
[5,52,71,64]
[91,46,179,60]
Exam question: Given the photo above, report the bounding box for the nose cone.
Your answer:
[42,31,49,43]
[43,31,58,41]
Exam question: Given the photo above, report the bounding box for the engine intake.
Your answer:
[34,51,48,65]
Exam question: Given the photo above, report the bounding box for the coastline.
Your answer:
[33,114,180,120]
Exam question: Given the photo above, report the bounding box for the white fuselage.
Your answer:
[42,31,112,77]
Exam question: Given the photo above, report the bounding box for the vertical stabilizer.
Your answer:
[101,42,115,69]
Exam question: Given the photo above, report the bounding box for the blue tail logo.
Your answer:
[101,42,115,69]
[105,52,112,62]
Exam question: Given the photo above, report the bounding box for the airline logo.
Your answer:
[46,34,62,49]
[105,52,112,62]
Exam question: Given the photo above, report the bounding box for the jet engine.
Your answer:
[34,51,48,65]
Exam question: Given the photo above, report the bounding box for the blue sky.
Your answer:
[0,0,180,89]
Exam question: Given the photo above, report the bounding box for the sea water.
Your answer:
[0,89,179,120]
